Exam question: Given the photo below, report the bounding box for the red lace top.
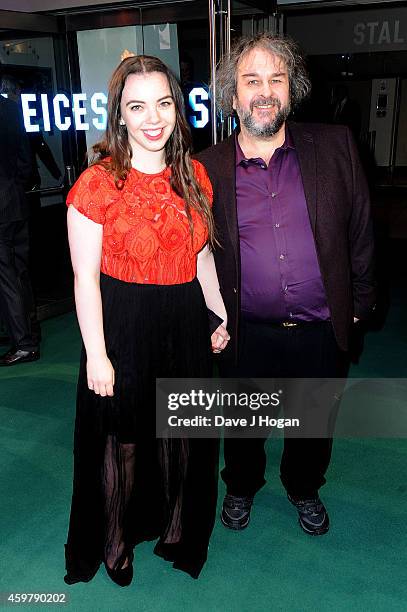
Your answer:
[66,159,213,285]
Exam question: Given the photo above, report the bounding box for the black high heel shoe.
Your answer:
[104,551,134,587]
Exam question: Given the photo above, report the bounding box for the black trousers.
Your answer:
[0,220,38,351]
[219,318,348,499]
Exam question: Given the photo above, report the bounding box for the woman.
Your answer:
[64,54,229,587]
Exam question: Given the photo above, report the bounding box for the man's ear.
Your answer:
[232,95,237,111]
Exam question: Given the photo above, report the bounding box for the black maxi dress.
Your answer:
[64,162,219,583]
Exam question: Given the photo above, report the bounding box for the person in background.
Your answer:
[64,53,229,587]
[0,74,62,191]
[0,73,61,347]
[0,93,40,365]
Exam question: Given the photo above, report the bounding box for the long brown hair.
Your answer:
[91,54,216,246]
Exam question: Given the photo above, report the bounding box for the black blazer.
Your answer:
[196,122,376,358]
[0,97,31,222]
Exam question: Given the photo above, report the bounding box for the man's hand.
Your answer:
[87,355,115,396]
[211,324,230,354]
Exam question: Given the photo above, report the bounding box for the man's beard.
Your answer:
[236,96,291,138]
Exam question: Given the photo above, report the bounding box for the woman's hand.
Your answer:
[211,324,230,354]
[86,355,115,396]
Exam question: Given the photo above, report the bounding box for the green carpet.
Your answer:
[1,304,406,612]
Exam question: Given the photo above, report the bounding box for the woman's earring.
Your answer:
[119,119,126,128]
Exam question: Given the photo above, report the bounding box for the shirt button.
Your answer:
[284,285,288,292]
[275,223,280,228]
[233,287,237,293]
[271,192,277,198]
[289,312,293,318]
[279,254,285,260]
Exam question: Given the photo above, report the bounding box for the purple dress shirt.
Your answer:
[236,128,330,323]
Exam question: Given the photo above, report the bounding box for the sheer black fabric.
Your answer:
[64,275,219,582]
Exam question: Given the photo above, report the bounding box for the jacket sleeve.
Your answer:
[33,131,62,181]
[346,127,376,319]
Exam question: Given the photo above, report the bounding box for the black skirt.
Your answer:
[64,274,219,582]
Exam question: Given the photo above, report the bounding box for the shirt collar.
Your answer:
[235,124,294,168]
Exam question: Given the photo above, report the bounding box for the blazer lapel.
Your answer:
[217,135,239,264]
[289,121,317,234]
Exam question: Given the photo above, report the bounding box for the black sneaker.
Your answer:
[221,494,253,530]
[287,494,329,535]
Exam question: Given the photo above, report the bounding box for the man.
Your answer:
[0,93,40,365]
[197,34,375,535]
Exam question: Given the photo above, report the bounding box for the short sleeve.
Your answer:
[66,165,117,225]
[192,159,213,206]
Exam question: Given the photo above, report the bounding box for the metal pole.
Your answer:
[389,77,401,186]
[209,0,217,145]
[226,0,233,137]
[219,0,225,142]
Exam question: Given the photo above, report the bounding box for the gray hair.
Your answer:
[215,33,311,116]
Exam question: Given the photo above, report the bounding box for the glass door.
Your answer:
[71,1,213,156]
[0,12,77,319]
[68,0,274,161]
